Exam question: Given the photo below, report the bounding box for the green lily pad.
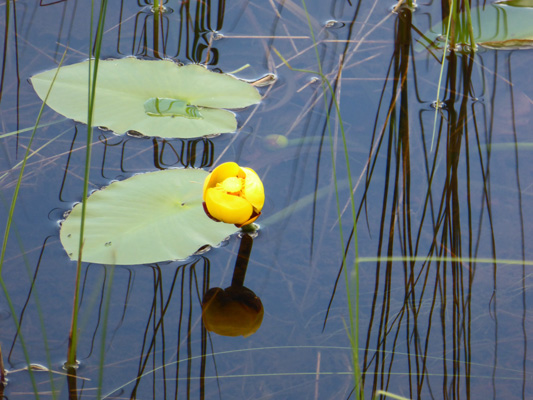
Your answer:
[30,58,261,139]
[416,3,533,51]
[60,169,239,265]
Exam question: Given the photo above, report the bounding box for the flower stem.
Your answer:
[231,234,253,287]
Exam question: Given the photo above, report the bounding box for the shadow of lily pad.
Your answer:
[60,169,238,265]
[30,58,262,138]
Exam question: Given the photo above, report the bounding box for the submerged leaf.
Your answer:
[30,58,262,138]
[60,169,238,265]
[480,38,533,50]
[494,0,533,7]
[416,4,533,51]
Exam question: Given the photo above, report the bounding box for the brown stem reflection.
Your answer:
[116,0,226,63]
[126,261,207,399]
[202,233,264,338]
[73,258,215,400]
[66,365,78,400]
[361,9,417,397]
[56,131,214,201]
[324,6,508,399]
[0,343,6,391]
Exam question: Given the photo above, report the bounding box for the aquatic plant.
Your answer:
[60,168,239,265]
[203,162,265,226]
[59,161,264,265]
[30,58,261,139]
[417,0,533,51]
[1,0,532,398]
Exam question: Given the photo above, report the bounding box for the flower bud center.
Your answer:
[218,177,244,195]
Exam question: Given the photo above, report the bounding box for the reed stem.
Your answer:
[67,0,108,367]
[231,234,253,288]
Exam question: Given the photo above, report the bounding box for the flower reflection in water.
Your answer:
[202,233,263,337]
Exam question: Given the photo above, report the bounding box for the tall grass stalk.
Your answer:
[0,128,71,183]
[300,6,362,397]
[0,0,10,104]
[273,44,363,395]
[357,255,533,266]
[463,0,476,49]
[274,1,362,396]
[97,265,115,399]
[430,0,455,151]
[0,39,68,396]
[430,0,477,150]
[66,0,109,367]
[0,343,5,386]
[373,390,411,400]
[0,119,68,139]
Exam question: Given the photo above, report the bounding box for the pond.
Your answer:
[0,0,532,399]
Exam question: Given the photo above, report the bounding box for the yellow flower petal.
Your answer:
[242,167,265,211]
[203,162,241,195]
[205,188,253,225]
[238,212,261,227]
[202,163,264,226]
[218,176,244,194]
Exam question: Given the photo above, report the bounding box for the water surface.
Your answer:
[0,0,532,399]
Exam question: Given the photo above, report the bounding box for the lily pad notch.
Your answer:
[30,58,262,139]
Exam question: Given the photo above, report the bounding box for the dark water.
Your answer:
[0,0,532,399]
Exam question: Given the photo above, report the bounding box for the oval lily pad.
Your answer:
[30,58,262,139]
[60,169,239,265]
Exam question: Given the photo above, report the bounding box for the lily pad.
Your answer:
[416,3,533,51]
[30,58,261,139]
[60,169,239,265]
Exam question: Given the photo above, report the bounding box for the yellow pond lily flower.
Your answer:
[203,162,265,226]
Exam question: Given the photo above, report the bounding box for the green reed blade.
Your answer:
[0,42,68,400]
[67,0,108,368]
[274,1,363,396]
[430,0,455,151]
